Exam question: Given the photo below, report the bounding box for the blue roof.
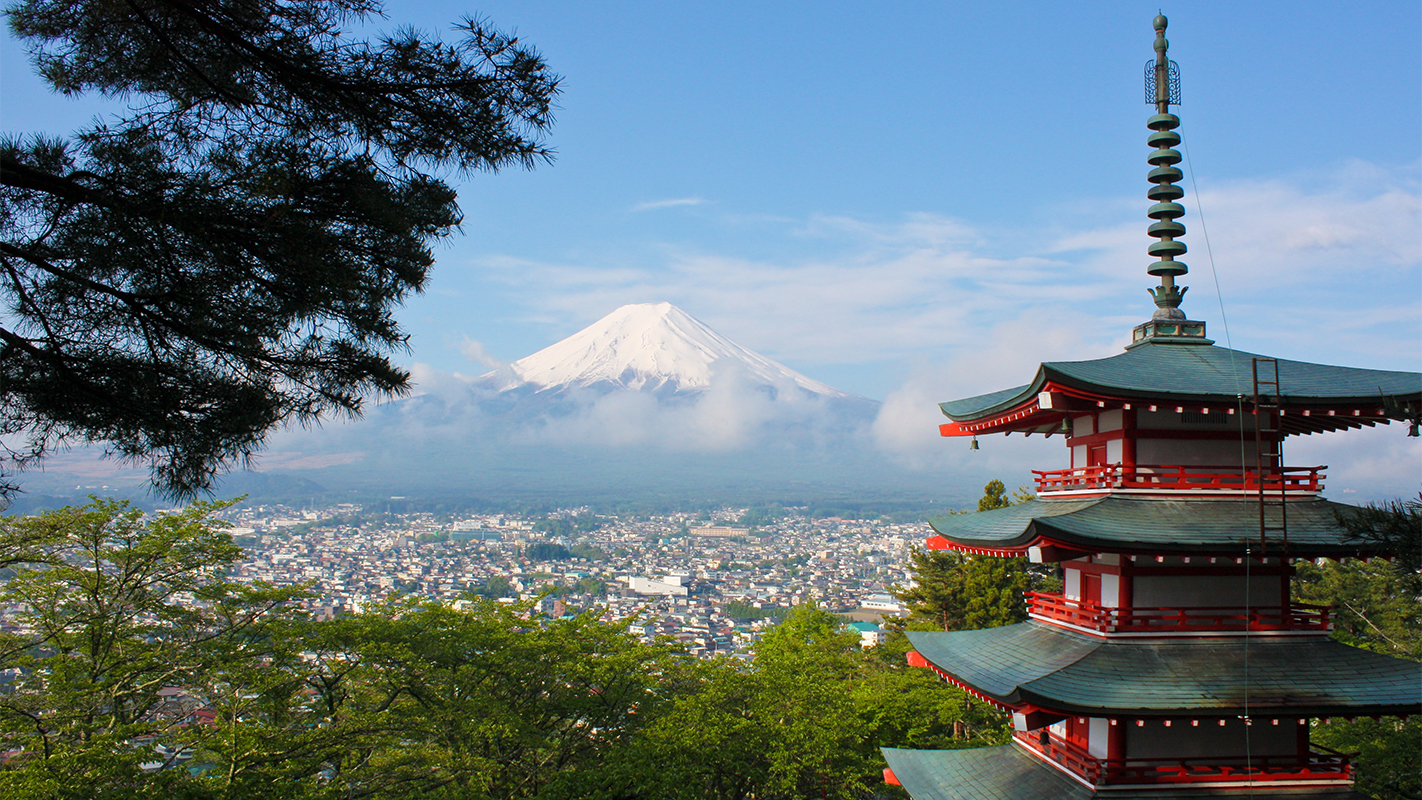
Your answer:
[927,495,1379,557]
[941,342,1421,421]
[908,622,1422,717]
[881,745,1368,799]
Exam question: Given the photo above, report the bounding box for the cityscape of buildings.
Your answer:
[223,504,919,657]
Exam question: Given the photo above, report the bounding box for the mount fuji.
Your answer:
[18,303,982,509]
[484,302,853,400]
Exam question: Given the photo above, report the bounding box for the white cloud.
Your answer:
[456,336,504,369]
[471,160,1418,387]
[871,310,1117,461]
[631,197,705,212]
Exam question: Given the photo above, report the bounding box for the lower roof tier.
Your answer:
[881,745,1367,800]
[926,496,1376,558]
[906,622,1421,717]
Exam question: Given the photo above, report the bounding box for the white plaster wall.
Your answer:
[1132,574,1282,608]
[1106,438,1124,463]
[1126,719,1296,759]
[1074,415,1096,435]
[1072,444,1087,467]
[1100,574,1120,608]
[1088,718,1110,759]
[1065,567,1081,601]
[1099,410,1124,432]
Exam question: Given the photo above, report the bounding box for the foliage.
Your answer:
[0,505,1010,800]
[476,574,513,598]
[1339,496,1422,573]
[1295,497,1422,800]
[524,541,572,561]
[0,499,304,799]
[893,547,1034,632]
[568,542,606,561]
[0,1,559,499]
[891,480,1049,631]
[737,506,787,527]
[622,601,1009,800]
[721,600,784,621]
[533,514,605,538]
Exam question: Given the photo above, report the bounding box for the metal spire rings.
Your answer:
[1145,14,1188,320]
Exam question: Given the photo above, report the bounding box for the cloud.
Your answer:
[470,160,1417,388]
[456,336,504,369]
[871,310,1117,462]
[631,197,704,212]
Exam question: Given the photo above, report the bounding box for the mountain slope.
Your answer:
[487,302,849,397]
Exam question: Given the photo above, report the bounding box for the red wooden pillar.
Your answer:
[1108,717,1126,774]
[1118,560,1134,612]
[1121,408,1137,468]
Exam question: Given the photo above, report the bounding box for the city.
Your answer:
[224,504,921,657]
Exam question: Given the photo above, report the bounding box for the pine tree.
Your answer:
[0,1,560,499]
[893,480,1040,631]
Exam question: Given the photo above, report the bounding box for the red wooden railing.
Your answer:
[1026,592,1333,634]
[1017,731,1353,785]
[1032,464,1324,494]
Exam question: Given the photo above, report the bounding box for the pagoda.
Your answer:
[881,15,1422,800]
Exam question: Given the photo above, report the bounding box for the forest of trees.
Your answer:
[0,499,1009,800]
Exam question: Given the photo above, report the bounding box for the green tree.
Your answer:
[858,633,1011,750]
[478,574,513,598]
[1295,498,1422,800]
[892,480,1041,632]
[978,478,1012,511]
[0,1,559,499]
[0,499,303,799]
[632,601,874,800]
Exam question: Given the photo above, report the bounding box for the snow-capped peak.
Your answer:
[488,302,848,397]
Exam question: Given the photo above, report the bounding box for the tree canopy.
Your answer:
[0,0,560,500]
[892,480,1054,631]
[0,500,1008,799]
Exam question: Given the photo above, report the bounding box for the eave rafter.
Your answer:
[940,381,1398,439]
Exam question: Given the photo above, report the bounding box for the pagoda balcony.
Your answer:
[1032,463,1324,496]
[1026,591,1333,635]
[1016,731,1353,787]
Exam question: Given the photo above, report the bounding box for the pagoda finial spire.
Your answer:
[1145,14,1187,318]
[1129,14,1210,348]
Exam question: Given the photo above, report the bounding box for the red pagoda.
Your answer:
[881,15,1422,800]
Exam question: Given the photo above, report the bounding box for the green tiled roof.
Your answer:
[882,744,1090,800]
[880,745,1367,799]
[940,342,1420,421]
[927,496,1376,557]
[908,622,1422,717]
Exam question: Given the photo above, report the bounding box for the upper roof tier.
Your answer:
[939,341,1420,438]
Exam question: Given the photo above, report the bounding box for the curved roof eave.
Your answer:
[939,343,1422,423]
[908,623,1422,718]
[926,497,1384,558]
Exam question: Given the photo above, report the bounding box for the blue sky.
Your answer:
[4,2,1420,498]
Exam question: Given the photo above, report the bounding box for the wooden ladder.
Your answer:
[1252,358,1288,551]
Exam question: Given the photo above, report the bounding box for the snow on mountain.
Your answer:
[487,302,851,398]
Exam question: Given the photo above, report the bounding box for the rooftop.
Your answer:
[939,342,1419,437]
[906,622,1422,718]
[926,495,1379,558]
